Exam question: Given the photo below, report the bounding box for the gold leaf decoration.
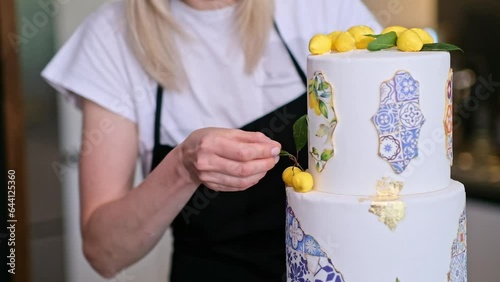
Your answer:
[368,178,406,231]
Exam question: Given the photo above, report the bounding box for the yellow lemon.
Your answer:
[334,32,356,53]
[282,166,302,187]
[347,25,375,49]
[410,28,434,44]
[309,34,332,55]
[328,30,342,51]
[382,26,408,37]
[397,29,424,52]
[308,92,322,116]
[292,171,314,193]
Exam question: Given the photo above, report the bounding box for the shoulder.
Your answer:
[41,0,151,124]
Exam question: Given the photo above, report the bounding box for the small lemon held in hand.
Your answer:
[347,25,375,49]
[397,30,424,52]
[382,26,407,37]
[309,34,332,55]
[292,171,314,193]
[282,166,302,187]
[335,32,356,53]
[410,28,434,44]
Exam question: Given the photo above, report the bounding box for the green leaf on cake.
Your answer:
[320,90,331,99]
[321,149,334,162]
[293,115,308,152]
[319,100,329,118]
[320,81,329,91]
[421,43,463,52]
[311,147,319,157]
[367,31,397,51]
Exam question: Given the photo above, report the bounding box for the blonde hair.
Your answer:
[126,0,275,91]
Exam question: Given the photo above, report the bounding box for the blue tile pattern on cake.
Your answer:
[372,71,426,174]
[286,205,344,282]
[448,208,467,282]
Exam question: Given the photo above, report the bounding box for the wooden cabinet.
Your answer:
[1,0,30,281]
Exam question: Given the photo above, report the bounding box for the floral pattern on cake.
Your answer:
[444,69,454,165]
[448,208,467,282]
[372,71,426,174]
[286,205,345,282]
[308,71,337,173]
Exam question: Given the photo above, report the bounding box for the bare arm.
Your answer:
[79,99,281,278]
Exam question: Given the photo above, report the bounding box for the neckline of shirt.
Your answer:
[170,0,236,22]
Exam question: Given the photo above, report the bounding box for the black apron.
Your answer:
[149,24,308,282]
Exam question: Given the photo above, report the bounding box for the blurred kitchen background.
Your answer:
[1,0,500,281]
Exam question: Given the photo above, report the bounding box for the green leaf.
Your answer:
[293,115,308,152]
[367,31,397,51]
[315,162,321,172]
[320,149,334,161]
[321,81,329,91]
[312,147,319,157]
[396,278,401,282]
[320,91,331,99]
[279,150,293,157]
[319,100,329,119]
[421,43,463,52]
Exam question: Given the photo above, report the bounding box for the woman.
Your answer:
[42,0,380,280]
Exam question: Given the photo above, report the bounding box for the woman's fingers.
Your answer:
[180,128,282,192]
[202,171,267,192]
[200,130,281,162]
[195,154,278,178]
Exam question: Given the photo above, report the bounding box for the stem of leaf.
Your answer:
[279,150,304,171]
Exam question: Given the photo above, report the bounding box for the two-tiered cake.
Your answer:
[285,48,467,282]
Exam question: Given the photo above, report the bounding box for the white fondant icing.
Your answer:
[307,50,451,195]
[286,181,466,282]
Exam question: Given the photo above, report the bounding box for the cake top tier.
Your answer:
[306,48,452,196]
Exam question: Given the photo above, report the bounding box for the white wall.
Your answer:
[54,1,172,281]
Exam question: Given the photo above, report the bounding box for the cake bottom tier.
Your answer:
[285,180,466,282]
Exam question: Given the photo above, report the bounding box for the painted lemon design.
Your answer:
[308,92,322,116]
[309,34,332,55]
[282,166,302,187]
[397,29,424,52]
[382,25,408,37]
[328,30,342,51]
[292,171,314,193]
[410,28,434,44]
[334,32,356,53]
[347,25,375,49]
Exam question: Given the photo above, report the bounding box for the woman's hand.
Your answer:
[179,128,281,192]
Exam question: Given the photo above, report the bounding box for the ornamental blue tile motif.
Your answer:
[372,71,426,174]
[448,208,467,282]
[286,206,345,282]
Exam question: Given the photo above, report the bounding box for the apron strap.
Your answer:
[273,21,307,86]
[154,84,164,147]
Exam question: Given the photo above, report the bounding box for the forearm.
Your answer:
[82,146,198,278]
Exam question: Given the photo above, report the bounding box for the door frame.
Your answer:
[1,0,30,281]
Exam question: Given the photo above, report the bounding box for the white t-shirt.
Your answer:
[42,0,381,175]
